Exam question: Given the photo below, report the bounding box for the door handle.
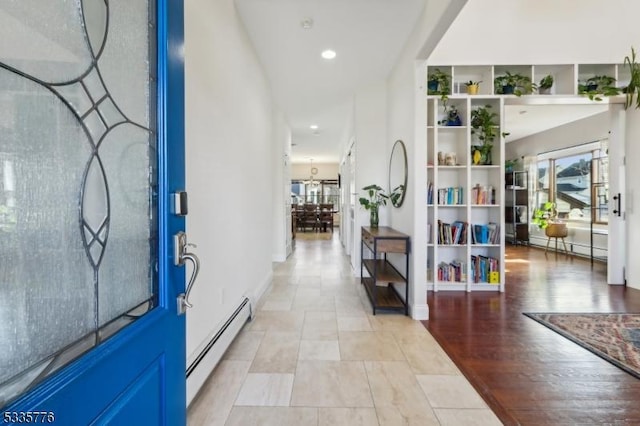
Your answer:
[174,231,201,315]
[613,193,621,217]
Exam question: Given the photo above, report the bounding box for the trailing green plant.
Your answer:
[578,75,620,101]
[624,46,640,109]
[532,201,557,229]
[427,68,451,99]
[539,74,554,90]
[436,97,463,126]
[494,71,536,96]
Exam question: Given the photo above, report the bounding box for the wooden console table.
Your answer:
[360,226,410,315]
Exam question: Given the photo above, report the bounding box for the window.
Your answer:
[534,141,608,223]
[291,179,340,211]
[555,152,591,220]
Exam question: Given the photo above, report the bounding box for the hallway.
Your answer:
[187,233,501,425]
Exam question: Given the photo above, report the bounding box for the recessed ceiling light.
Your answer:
[310,124,318,130]
[321,49,336,60]
[300,18,313,30]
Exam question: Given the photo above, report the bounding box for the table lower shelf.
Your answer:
[361,277,407,315]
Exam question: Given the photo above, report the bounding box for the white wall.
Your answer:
[383,0,468,319]
[505,112,610,159]
[430,0,640,65]
[626,108,640,289]
[291,163,338,180]
[185,0,275,391]
[352,82,388,272]
[272,110,291,262]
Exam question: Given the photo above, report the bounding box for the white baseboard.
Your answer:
[248,271,273,316]
[186,298,251,406]
[410,303,429,320]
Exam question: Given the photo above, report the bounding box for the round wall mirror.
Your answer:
[388,140,408,208]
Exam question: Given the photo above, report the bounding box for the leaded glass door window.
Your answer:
[0,0,168,409]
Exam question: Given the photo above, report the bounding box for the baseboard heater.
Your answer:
[186,297,252,405]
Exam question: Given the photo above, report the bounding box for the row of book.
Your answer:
[427,183,497,205]
[427,183,464,205]
[471,255,500,284]
[430,255,500,284]
[432,221,500,245]
[470,223,500,244]
[437,260,466,282]
[470,184,496,205]
[437,220,467,245]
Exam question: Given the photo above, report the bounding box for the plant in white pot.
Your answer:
[538,74,554,94]
[359,184,388,228]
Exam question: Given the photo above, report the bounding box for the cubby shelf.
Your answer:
[428,63,630,98]
[426,94,505,293]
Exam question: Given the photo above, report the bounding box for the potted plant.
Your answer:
[578,75,620,101]
[465,80,481,95]
[494,71,536,96]
[538,74,554,94]
[623,46,640,109]
[436,98,463,126]
[470,105,499,165]
[532,201,568,242]
[444,106,462,126]
[359,184,389,228]
[532,201,556,229]
[427,68,451,97]
[505,158,519,173]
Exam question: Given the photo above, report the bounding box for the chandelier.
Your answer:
[303,159,319,186]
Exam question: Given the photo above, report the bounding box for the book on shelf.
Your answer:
[437,220,468,245]
[427,182,434,204]
[437,259,466,282]
[437,186,464,205]
[471,183,495,205]
[470,222,500,244]
[470,255,499,283]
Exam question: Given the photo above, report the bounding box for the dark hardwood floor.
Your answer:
[422,245,640,425]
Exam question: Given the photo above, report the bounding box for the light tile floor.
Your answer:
[188,233,502,425]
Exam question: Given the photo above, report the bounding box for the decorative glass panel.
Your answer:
[0,0,157,407]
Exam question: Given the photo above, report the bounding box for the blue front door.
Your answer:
[0,1,186,424]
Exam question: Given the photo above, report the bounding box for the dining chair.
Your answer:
[301,203,319,232]
[319,208,334,232]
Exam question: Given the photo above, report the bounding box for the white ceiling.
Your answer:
[234,0,613,163]
[504,103,609,142]
[235,0,426,164]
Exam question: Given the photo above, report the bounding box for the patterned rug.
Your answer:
[524,313,640,379]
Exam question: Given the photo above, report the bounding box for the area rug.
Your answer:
[524,313,640,379]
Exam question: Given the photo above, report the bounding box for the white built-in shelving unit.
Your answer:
[426,94,505,292]
[425,63,629,293]
[425,64,629,291]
